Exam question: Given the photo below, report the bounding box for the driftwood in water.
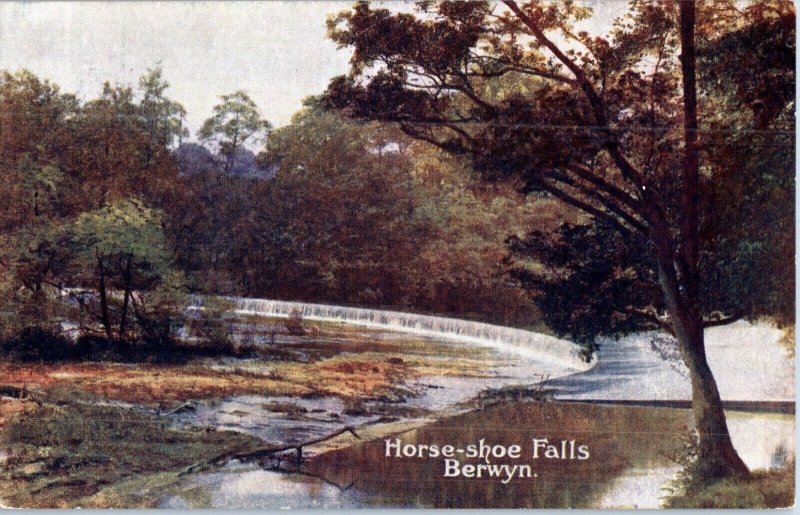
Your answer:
[180,426,360,476]
[160,401,196,416]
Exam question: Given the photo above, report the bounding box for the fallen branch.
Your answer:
[179,426,361,476]
[160,401,195,416]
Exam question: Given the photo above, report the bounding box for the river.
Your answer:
[151,300,794,509]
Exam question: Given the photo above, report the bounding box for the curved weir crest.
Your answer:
[191,296,594,371]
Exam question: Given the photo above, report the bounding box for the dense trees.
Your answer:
[0,69,185,342]
[320,0,793,479]
[168,100,540,323]
[0,66,538,339]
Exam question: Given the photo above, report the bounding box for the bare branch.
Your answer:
[536,178,637,236]
[623,307,675,335]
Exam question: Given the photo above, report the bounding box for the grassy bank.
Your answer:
[663,464,795,508]
[0,392,266,508]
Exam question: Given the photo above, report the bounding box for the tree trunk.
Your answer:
[670,0,749,481]
[651,225,749,480]
[680,317,750,480]
[96,250,113,340]
[679,0,701,301]
[119,254,133,337]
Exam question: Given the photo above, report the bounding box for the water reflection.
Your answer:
[305,401,692,508]
[160,469,362,509]
[161,402,794,509]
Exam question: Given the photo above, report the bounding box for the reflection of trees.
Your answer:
[306,402,691,508]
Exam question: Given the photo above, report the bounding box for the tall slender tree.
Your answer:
[199,91,271,174]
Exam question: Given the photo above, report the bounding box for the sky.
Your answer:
[0,1,629,138]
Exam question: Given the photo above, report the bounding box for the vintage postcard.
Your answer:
[0,0,794,509]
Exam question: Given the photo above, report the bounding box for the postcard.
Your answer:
[0,0,794,509]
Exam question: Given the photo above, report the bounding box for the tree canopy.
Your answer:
[199,91,272,173]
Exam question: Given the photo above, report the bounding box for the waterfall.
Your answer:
[189,296,594,371]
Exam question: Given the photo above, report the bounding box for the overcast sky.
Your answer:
[0,1,629,138]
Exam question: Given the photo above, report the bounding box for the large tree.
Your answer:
[321,0,793,479]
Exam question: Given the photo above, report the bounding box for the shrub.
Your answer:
[662,427,795,509]
[284,308,306,336]
[0,327,77,362]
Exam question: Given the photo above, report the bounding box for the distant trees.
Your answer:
[260,104,424,304]
[139,68,188,151]
[0,71,78,231]
[0,67,547,332]
[165,100,540,323]
[199,91,271,174]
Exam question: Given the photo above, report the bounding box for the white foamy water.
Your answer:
[547,320,794,402]
[188,296,594,371]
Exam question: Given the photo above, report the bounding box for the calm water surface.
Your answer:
[160,402,794,509]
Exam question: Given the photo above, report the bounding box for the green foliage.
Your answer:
[699,8,795,129]
[69,198,185,338]
[73,198,182,298]
[138,67,189,148]
[74,199,168,265]
[697,11,795,324]
[508,220,659,344]
[199,91,271,173]
[663,461,795,509]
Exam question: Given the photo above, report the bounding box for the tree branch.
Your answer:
[504,0,650,194]
[535,178,636,236]
[546,170,648,235]
[565,163,643,211]
[623,307,675,335]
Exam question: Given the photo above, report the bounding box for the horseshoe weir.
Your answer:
[188,296,594,371]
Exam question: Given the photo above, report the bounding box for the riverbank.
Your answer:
[87,400,790,509]
[0,386,792,508]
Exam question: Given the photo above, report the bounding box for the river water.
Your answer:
[156,303,794,509]
[160,402,793,509]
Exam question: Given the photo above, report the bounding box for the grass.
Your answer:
[0,341,493,405]
[663,463,795,508]
[0,392,266,508]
